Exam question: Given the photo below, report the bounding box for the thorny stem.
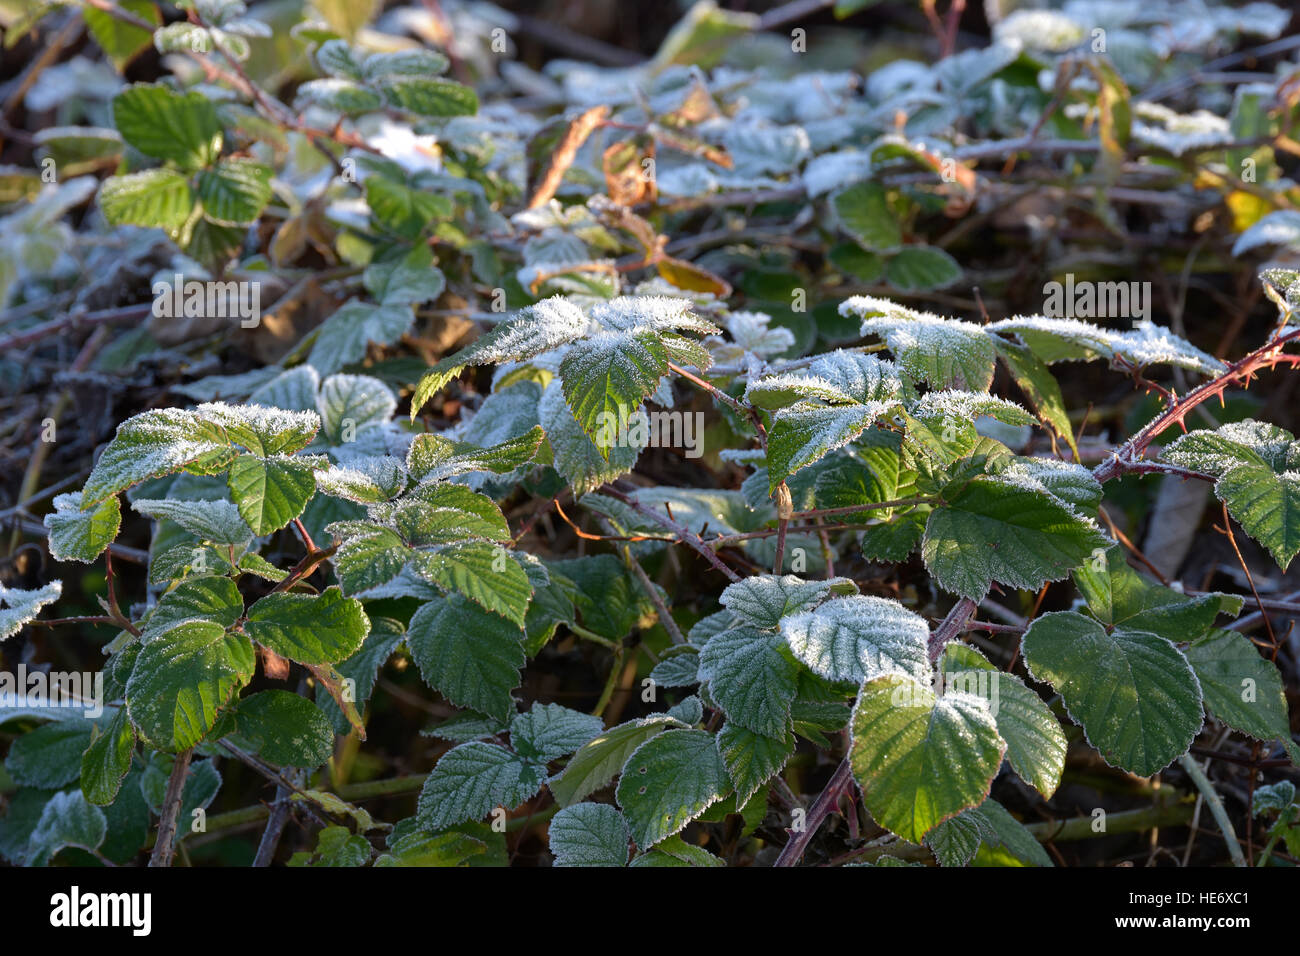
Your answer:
[773,758,854,867]
[1094,325,1300,483]
[602,488,741,582]
[928,597,978,662]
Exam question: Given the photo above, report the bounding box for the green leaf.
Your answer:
[318,617,405,735]
[379,76,478,117]
[698,627,799,738]
[940,644,1066,798]
[539,382,641,495]
[80,709,136,806]
[549,803,630,867]
[407,595,525,720]
[411,542,532,625]
[288,825,371,867]
[1020,610,1203,775]
[143,576,243,638]
[715,721,795,806]
[27,791,106,866]
[0,582,62,641]
[84,0,160,68]
[365,176,453,240]
[560,330,670,459]
[416,742,545,831]
[196,159,273,225]
[125,620,255,752]
[374,829,487,867]
[132,497,252,545]
[408,426,545,483]
[766,403,890,490]
[927,799,1052,867]
[227,454,318,535]
[364,244,446,306]
[1073,544,1240,636]
[719,573,858,629]
[112,83,222,169]
[5,718,94,789]
[318,372,397,443]
[307,300,415,376]
[779,594,930,684]
[245,588,369,666]
[996,338,1079,459]
[885,246,962,291]
[551,554,655,642]
[616,728,729,849]
[1164,421,1300,571]
[844,297,996,391]
[850,673,1005,843]
[44,493,120,563]
[98,168,194,231]
[82,408,235,505]
[547,715,683,807]
[922,476,1109,600]
[510,703,604,763]
[225,691,335,768]
[832,182,901,251]
[1186,629,1297,761]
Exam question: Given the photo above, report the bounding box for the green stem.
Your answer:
[1176,753,1247,867]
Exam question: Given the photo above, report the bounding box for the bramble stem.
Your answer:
[149,748,193,868]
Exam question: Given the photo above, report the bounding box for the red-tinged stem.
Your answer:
[602,488,740,582]
[1094,327,1300,484]
[773,759,854,867]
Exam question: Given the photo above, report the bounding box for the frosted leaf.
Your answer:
[705,310,794,362]
[1132,102,1232,156]
[45,493,121,563]
[843,297,996,391]
[721,122,811,178]
[318,374,396,445]
[994,457,1102,514]
[0,581,63,641]
[539,381,641,495]
[625,488,758,536]
[306,299,414,377]
[993,10,1086,51]
[510,702,605,763]
[457,381,543,450]
[81,408,236,506]
[196,401,321,456]
[803,149,872,197]
[249,365,320,412]
[589,295,719,335]
[559,330,669,457]
[766,401,893,489]
[779,595,931,684]
[314,457,409,504]
[549,803,630,867]
[720,574,858,629]
[1165,420,1296,474]
[1234,211,1300,256]
[697,626,799,738]
[132,497,253,545]
[990,316,1226,375]
[455,297,594,369]
[415,742,546,831]
[746,351,901,408]
[1115,321,1225,375]
[910,390,1035,427]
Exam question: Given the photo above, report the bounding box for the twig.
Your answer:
[149,748,193,868]
[928,597,977,662]
[773,758,853,867]
[602,488,741,582]
[1176,753,1246,867]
